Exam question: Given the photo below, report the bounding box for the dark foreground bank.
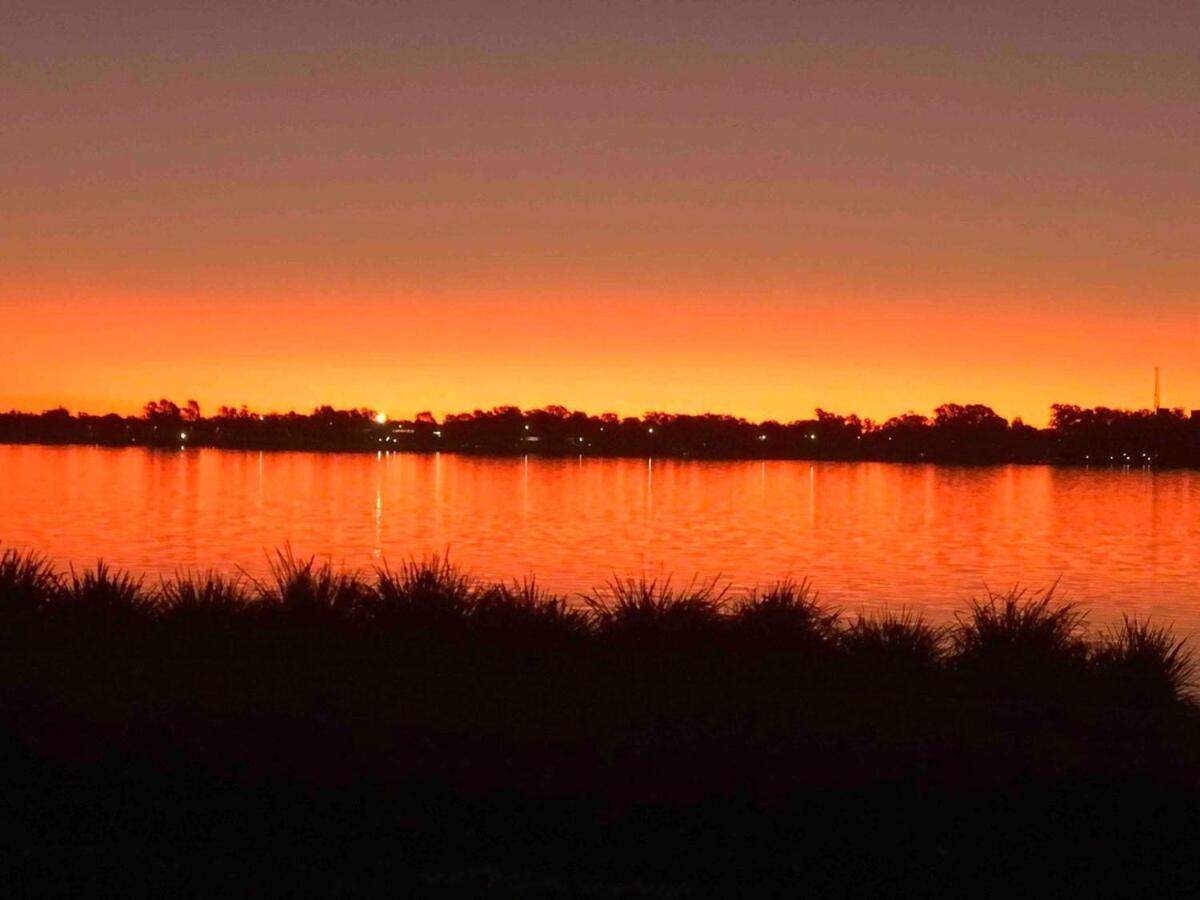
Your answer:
[3,547,1200,895]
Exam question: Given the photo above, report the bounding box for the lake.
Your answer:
[3,444,1199,631]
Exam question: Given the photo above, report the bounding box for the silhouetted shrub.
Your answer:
[250,549,372,656]
[732,578,839,652]
[471,579,591,654]
[0,547,59,642]
[157,571,253,655]
[50,561,155,649]
[364,556,476,651]
[585,576,728,653]
[1092,616,1195,708]
[951,586,1090,702]
[839,610,947,692]
[257,549,369,617]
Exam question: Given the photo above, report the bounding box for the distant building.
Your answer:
[1192,410,1200,421]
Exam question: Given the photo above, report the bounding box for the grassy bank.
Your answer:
[3,546,1200,894]
[1,546,1193,708]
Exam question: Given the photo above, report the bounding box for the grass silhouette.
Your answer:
[370,555,476,633]
[1093,616,1196,708]
[157,570,253,656]
[0,547,57,642]
[0,545,1193,707]
[4,545,1200,894]
[471,579,591,654]
[839,609,948,692]
[732,577,839,649]
[50,561,154,650]
[951,585,1093,702]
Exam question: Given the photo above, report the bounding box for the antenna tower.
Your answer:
[1154,367,1161,411]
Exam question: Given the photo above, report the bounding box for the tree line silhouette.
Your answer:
[2,399,1199,464]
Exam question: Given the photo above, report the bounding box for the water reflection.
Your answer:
[1,445,1199,631]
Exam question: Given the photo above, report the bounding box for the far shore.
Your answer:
[4,400,1200,464]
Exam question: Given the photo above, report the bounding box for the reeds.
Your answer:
[157,571,253,655]
[1093,616,1195,708]
[369,555,476,637]
[840,610,948,691]
[159,570,250,618]
[51,561,156,648]
[257,547,374,622]
[732,578,839,651]
[472,579,591,651]
[0,547,59,636]
[951,585,1091,702]
[0,545,1193,710]
[584,576,729,656]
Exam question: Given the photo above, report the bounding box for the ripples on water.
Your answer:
[2,445,1199,631]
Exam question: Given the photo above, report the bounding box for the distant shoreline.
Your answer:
[4,399,1200,465]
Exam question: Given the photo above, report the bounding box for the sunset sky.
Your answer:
[4,0,1197,424]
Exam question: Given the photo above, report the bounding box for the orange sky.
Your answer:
[4,1,1197,425]
[6,283,1197,425]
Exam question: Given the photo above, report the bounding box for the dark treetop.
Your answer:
[3,400,1200,465]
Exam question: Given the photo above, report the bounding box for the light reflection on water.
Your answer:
[2,445,1198,632]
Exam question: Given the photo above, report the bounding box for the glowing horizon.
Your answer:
[5,286,1195,427]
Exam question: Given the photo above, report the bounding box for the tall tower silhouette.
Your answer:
[1154,367,1161,411]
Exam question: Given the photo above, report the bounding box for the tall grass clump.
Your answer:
[839,610,947,692]
[471,579,591,654]
[364,555,477,651]
[731,578,839,655]
[584,576,728,659]
[50,561,156,649]
[250,549,373,655]
[1092,616,1195,709]
[951,585,1089,703]
[158,571,252,656]
[0,547,60,642]
[256,549,370,617]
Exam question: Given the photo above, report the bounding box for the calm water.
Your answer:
[3,445,1200,631]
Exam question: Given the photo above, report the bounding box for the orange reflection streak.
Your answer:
[2,445,1199,630]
